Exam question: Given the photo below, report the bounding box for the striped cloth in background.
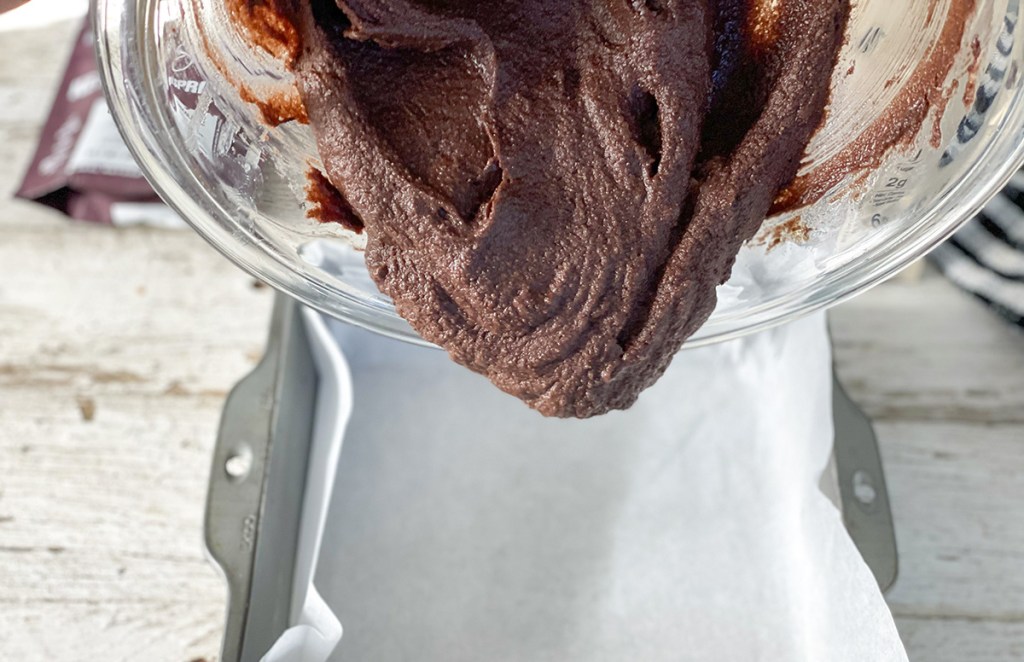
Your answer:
[931,3,1023,329]
[931,171,1024,328]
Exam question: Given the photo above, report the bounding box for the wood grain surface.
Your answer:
[1,14,1022,662]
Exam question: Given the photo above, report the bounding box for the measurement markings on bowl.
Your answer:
[868,150,923,211]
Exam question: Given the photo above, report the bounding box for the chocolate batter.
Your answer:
[233,0,849,417]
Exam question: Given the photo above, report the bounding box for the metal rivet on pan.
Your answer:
[852,470,877,505]
[225,445,253,482]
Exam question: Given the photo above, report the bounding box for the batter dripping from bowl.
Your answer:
[222,0,849,417]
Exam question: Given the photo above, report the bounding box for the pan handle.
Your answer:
[832,375,899,592]
[203,298,288,662]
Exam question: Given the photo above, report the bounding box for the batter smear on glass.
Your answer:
[227,0,850,417]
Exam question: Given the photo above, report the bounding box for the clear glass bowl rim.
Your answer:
[92,0,1024,348]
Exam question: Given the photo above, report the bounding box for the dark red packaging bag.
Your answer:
[16,19,183,227]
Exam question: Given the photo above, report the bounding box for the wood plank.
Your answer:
[895,617,1024,662]
[833,274,1024,657]
[832,273,1024,423]
[0,17,258,660]
[0,220,269,661]
[874,422,1024,620]
[0,603,223,662]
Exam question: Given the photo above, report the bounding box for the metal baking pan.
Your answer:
[205,296,319,662]
[205,295,898,662]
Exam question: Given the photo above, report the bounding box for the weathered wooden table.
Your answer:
[2,15,1022,662]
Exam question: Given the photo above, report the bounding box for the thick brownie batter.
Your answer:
[234,0,849,417]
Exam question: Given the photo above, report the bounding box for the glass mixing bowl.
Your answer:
[94,0,1024,347]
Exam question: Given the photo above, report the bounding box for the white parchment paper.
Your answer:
[265,309,907,662]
